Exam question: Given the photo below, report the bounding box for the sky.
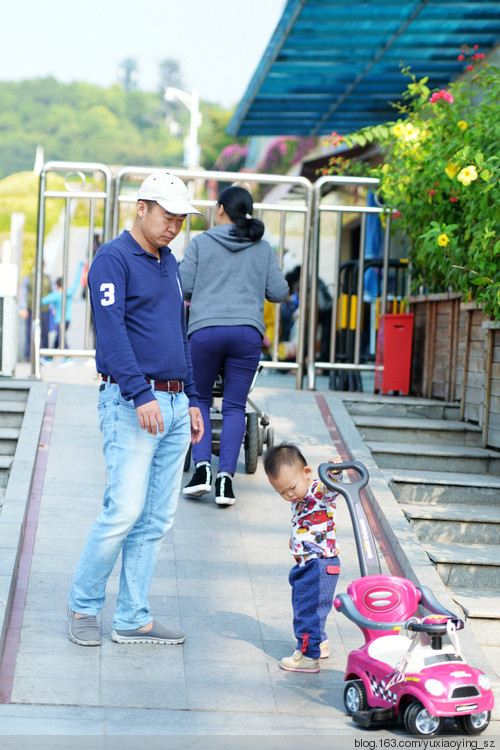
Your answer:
[4,0,286,108]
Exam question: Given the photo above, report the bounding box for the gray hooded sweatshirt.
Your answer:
[180,224,289,337]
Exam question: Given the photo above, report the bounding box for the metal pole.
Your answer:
[271,211,287,362]
[329,214,342,368]
[354,212,367,366]
[189,89,199,168]
[84,199,95,350]
[306,183,321,389]
[31,170,47,378]
[58,197,72,351]
[381,213,391,316]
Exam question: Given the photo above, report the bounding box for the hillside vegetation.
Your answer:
[0,78,241,178]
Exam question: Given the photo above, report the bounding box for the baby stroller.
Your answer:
[318,461,494,737]
[184,363,274,474]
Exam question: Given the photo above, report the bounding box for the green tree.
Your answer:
[199,103,247,171]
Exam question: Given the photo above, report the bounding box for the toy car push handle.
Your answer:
[418,585,464,631]
[334,592,463,636]
[318,461,381,578]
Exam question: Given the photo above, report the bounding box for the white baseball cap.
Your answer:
[137,172,203,216]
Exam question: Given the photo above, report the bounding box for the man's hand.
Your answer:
[189,406,204,444]
[136,400,164,435]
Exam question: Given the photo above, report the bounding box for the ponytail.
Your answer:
[218,186,265,242]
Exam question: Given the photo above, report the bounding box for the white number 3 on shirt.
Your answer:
[100,283,115,306]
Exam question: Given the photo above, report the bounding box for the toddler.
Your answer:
[264,442,342,673]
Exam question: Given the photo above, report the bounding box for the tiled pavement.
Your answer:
[0,366,498,740]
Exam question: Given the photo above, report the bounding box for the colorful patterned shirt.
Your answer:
[290,477,340,567]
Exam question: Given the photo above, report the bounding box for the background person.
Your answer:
[41,261,83,362]
[180,185,288,506]
[67,172,204,647]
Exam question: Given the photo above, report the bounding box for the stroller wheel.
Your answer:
[258,424,264,456]
[343,680,367,715]
[265,426,274,449]
[244,412,259,474]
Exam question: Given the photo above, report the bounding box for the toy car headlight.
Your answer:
[478,673,490,691]
[425,679,445,696]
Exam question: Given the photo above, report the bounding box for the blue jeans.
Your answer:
[289,556,340,658]
[68,383,190,630]
[189,325,262,474]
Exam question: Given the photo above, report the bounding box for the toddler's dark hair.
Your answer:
[264,442,307,479]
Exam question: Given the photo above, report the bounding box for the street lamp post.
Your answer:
[164,86,201,169]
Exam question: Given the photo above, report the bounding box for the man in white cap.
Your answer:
[68,173,204,646]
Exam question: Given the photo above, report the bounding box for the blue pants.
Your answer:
[289,556,340,658]
[189,325,262,475]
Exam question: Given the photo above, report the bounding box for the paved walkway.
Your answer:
[0,364,498,739]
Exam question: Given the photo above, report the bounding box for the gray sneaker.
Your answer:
[67,604,101,646]
[111,619,186,644]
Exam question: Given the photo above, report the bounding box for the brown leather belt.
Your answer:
[101,375,184,393]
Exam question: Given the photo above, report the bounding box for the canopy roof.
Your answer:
[228,0,500,137]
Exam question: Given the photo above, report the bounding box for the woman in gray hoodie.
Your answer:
[180,185,289,506]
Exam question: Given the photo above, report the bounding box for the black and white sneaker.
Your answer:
[183,463,212,497]
[215,474,235,506]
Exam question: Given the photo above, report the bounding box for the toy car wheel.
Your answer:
[456,711,490,735]
[183,445,191,472]
[343,680,367,715]
[244,412,259,474]
[404,702,443,737]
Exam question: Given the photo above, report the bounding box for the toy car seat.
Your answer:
[337,575,421,669]
[342,574,421,643]
[335,574,464,667]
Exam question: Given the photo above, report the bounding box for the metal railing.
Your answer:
[32,164,313,387]
[306,175,406,390]
[31,164,409,390]
[32,161,112,377]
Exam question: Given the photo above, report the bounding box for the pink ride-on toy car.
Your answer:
[317,461,494,738]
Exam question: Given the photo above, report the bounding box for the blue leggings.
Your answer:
[189,325,262,475]
[289,556,340,658]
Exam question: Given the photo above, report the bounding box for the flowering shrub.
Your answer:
[213,143,248,172]
[258,135,316,175]
[325,46,500,319]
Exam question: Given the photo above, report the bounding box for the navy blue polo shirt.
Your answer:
[88,230,198,408]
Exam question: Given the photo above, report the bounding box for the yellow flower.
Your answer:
[404,123,420,141]
[457,120,468,131]
[392,123,406,138]
[457,165,478,186]
[445,161,460,179]
[438,233,450,247]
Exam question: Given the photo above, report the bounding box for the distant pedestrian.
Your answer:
[41,262,83,357]
[180,185,288,506]
[264,443,342,672]
[67,172,204,647]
